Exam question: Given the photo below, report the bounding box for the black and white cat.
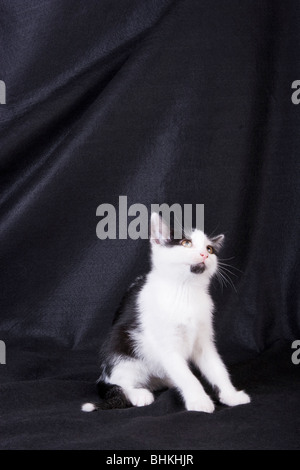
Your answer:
[82,213,250,413]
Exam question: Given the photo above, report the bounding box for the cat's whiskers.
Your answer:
[215,271,225,292]
[218,261,243,274]
[217,266,238,293]
[218,264,239,277]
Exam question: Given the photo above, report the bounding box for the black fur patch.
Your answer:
[112,275,146,325]
[98,275,146,379]
[108,275,146,358]
[190,263,206,274]
[164,227,187,248]
[209,234,224,254]
[164,238,184,248]
[93,277,147,410]
[92,381,131,410]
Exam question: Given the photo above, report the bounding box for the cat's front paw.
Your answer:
[220,390,251,407]
[186,395,215,413]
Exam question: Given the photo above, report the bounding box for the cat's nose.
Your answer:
[200,253,208,260]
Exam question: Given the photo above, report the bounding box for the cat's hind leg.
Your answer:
[125,388,154,407]
[109,358,154,407]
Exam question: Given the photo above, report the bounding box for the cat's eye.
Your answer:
[207,245,215,254]
[180,239,192,248]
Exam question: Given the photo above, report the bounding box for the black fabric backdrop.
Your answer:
[0,0,299,450]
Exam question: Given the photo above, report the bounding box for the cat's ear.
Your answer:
[150,213,171,245]
[210,234,225,250]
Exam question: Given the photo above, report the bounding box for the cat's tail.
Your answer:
[81,381,131,412]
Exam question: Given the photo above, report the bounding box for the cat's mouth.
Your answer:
[190,262,206,274]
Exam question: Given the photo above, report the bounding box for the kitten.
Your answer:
[82,213,250,413]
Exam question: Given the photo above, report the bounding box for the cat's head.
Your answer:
[150,212,224,279]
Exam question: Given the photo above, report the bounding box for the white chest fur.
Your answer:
[138,272,214,364]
